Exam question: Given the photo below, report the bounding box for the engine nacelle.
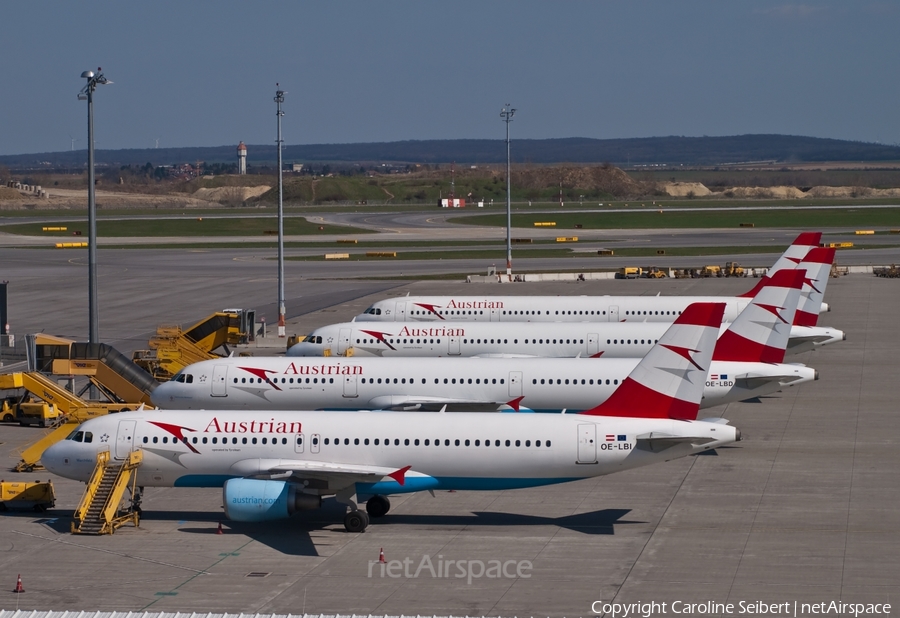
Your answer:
[223,478,321,522]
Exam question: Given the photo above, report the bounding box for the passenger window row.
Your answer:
[233,377,335,385]
[359,377,507,385]
[532,378,619,385]
[607,339,659,345]
[624,310,681,316]
[357,338,442,344]
[411,310,485,315]
[320,436,551,448]
[142,435,290,446]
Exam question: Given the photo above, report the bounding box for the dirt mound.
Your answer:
[512,165,647,197]
[193,185,271,203]
[662,182,711,197]
[805,186,900,198]
[0,187,25,200]
[726,186,807,199]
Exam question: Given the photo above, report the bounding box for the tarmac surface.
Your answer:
[1,250,899,616]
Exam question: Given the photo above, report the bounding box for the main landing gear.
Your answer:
[343,510,370,533]
[338,493,392,532]
[365,495,391,518]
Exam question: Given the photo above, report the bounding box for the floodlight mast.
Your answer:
[500,105,516,281]
[78,68,112,345]
[275,85,286,338]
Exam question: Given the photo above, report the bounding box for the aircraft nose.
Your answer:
[150,383,172,407]
[42,441,68,476]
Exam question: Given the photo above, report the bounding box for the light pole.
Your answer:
[500,104,516,281]
[275,85,286,338]
[78,68,111,346]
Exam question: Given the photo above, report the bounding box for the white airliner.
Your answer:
[44,303,741,533]
[354,233,831,324]
[290,255,844,359]
[151,271,817,412]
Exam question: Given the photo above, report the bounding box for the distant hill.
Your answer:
[3,134,900,169]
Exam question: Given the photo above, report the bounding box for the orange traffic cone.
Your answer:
[13,574,24,593]
[216,522,224,535]
[379,548,386,563]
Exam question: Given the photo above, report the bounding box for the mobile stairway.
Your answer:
[72,449,142,535]
[131,308,255,381]
[0,370,145,472]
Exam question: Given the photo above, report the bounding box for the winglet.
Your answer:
[581,302,725,420]
[713,269,804,363]
[388,465,412,486]
[506,396,525,412]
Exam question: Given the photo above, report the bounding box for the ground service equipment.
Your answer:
[131,308,255,380]
[616,267,642,279]
[0,480,56,512]
[72,449,142,535]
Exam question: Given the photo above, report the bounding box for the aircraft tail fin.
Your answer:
[793,247,835,327]
[713,269,804,364]
[739,231,822,298]
[582,302,724,421]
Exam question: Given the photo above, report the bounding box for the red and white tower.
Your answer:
[237,141,247,175]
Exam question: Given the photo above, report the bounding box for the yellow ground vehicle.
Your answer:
[16,399,62,427]
[724,262,746,277]
[643,267,667,278]
[700,265,722,277]
[132,308,255,380]
[616,267,643,279]
[0,480,56,512]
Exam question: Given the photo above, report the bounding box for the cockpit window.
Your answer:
[363,307,382,315]
[66,430,94,443]
[173,373,194,383]
[304,334,323,344]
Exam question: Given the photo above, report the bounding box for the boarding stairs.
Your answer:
[72,449,142,535]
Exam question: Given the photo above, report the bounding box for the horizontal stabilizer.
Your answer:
[635,432,717,453]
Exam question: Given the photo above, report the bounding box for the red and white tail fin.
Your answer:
[713,269,804,364]
[582,302,725,421]
[739,231,822,298]
[793,247,835,327]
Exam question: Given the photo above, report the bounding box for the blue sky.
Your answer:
[3,1,897,156]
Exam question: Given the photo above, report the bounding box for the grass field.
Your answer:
[450,207,900,229]
[0,216,373,237]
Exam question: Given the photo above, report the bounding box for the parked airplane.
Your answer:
[290,261,843,358]
[152,272,816,412]
[354,233,831,324]
[290,320,842,360]
[44,303,741,532]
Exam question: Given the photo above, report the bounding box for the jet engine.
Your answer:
[223,478,321,522]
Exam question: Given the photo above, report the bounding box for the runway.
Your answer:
[1,248,898,614]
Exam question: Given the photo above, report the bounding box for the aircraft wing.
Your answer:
[230,458,424,486]
[365,394,513,412]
